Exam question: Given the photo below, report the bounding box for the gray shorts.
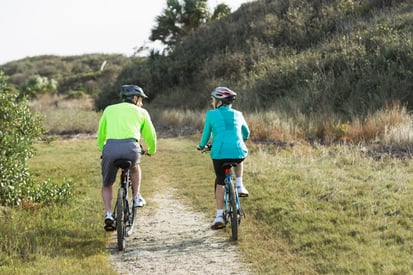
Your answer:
[101,139,142,186]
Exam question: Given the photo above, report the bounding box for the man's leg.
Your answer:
[130,164,146,207]
[130,165,141,198]
[102,183,113,212]
[102,183,115,230]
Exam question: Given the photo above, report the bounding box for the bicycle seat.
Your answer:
[114,159,133,169]
[222,162,238,169]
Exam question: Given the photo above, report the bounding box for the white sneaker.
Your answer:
[237,184,249,197]
[104,213,115,231]
[133,196,146,208]
[211,215,225,230]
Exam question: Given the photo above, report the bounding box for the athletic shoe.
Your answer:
[133,196,146,208]
[104,213,115,231]
[211,215,225,230]
[237,184,249,197]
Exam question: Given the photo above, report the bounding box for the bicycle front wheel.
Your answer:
[228,182,238,241]
[116,187,126,251]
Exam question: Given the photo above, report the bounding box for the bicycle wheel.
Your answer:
[228,181,238,241]
[116,187,126,251]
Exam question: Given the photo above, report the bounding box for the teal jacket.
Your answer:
[199,105,250,159]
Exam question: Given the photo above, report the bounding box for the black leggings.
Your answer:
[212,158,244,186]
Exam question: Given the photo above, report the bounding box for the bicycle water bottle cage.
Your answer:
[114,159,133,169]
[222,162,238,169]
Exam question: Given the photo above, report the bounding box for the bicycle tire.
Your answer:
[116,187,126,251]
[228,181,238,241]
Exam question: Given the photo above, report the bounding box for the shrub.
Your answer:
[0,71,73,206]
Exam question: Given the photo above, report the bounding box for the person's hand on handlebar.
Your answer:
[197,144,211,152]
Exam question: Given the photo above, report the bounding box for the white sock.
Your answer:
[216,209,224,217]
[236,177,243,187]
[106,211,112,216]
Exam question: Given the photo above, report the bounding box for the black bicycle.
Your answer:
[113,158,137,251]
[199,144,245,241]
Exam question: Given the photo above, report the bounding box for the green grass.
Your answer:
[141,137,413,274]
[2,137,412,274]
[0,139,116,275]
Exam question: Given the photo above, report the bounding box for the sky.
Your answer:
[0,0,252,65]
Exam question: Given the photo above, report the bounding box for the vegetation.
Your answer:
[0,139,114,275]
[3,137,411,274]
[0,72,72,206]
[1,1,412,143]
[98,0,413,124]
[1,1,413,272]
[0,54,130,100]
[150,0,231,50]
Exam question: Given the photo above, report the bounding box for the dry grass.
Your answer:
[30,95,413,146]
[31,94,100,135]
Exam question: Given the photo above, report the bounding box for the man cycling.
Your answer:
[97,85,157,231]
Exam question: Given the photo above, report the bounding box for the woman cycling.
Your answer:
[197,87,250,230]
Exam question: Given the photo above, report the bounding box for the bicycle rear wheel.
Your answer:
[228,182,238,241]
[116,187,126,251]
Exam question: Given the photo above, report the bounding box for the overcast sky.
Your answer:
[0,0,252,65]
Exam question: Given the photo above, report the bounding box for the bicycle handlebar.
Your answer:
[197,144,212,153]
[140,145,151,156]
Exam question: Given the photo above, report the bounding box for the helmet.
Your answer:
[210,87,236,103]
[120,85,148,99]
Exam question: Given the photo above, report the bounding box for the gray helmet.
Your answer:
[120,85,148,99]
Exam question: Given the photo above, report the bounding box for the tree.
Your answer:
[20,74,58,99]
[150,0,231,50]
[211,3,231,20]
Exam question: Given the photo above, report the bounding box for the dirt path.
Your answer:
[108,188,252,275]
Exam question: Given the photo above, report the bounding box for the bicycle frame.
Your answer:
[113,159,137,251]
[198,144,244,240]
[223,163,243,241]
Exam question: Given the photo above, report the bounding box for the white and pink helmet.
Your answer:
[210,87,236,104]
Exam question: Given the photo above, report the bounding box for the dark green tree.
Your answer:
[150,0,231,50]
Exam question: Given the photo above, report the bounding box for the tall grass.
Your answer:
[148,100,413,147]
[30,94,101,135]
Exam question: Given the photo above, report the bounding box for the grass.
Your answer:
[0,139,116,275]
[1,137,412,274]
[2,97,413,273]
[30,94,101,135]
[140,137,413,274]
[30,95,413,145]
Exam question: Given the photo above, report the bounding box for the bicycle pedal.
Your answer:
[104,224,116,231]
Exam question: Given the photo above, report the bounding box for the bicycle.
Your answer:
[112,147,146,251]
[199,145,245,241]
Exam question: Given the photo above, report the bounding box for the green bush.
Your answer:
[0,71,74,206]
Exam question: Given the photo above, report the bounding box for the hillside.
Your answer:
[0,54,131,100]
[97,0,413,118]
[1,0,413,120]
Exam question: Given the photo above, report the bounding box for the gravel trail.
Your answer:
[108,188,252,274]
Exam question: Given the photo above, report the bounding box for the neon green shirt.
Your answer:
[97,102,157,154]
